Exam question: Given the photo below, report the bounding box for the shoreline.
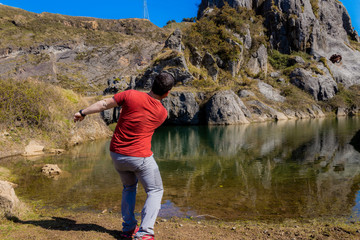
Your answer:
[1,205,360,240]
[2,114,357,161]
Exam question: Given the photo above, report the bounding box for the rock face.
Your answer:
[0,180,20,218]
[0,5,168,93]
[164,28,183,52]
[161,92,201,125]
[101,107,121,125]
[135,55,193,89]
[103,77,129,95]
[199,0,358,52]
[246,44,268,76]
[206,90,250,125]
[198,0,254,17]
[290,68,338,101]
[202,52,219,81]
[198,0,360,86]
[135,29,193,89]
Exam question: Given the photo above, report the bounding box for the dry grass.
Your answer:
[0,78,111,155]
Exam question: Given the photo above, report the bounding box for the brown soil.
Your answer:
[1,207,360,240]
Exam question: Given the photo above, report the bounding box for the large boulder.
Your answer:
[0,180,20,218]
[246,100,288,121]
[257,81,285,102]
[290,68,338,101]
[161,92,201,125]
[206,90,250,125]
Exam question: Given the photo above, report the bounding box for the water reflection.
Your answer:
[2,117,360,221]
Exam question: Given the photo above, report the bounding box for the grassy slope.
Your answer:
[0,5,166,48]
[177,5,360,113]
[0,79,111,158]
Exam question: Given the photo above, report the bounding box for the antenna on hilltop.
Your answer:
[143,0,150,20]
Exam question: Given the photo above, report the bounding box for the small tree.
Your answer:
[166,20,176,25]
[182,17,196,23]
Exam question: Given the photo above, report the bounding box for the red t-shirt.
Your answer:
[110,90,167,157]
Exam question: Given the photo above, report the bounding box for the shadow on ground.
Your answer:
[7,216,129,240]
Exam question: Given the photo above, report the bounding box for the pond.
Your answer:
[2,117,360,221]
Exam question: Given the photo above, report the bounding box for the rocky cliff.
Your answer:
[0,5,169,93]
[197,0,360,88]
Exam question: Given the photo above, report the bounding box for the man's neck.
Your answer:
[148,91,162,101]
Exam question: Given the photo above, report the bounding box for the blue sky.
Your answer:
[341,0,360,34]
[0,0,201,27]
[0,0,358,33]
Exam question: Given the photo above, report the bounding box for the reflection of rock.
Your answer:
[42,164,62,178]
[152,117,360,220]
[152,127,201,158]
[0,180,20,218]
[45,148,65,155]
[207,125,249,156]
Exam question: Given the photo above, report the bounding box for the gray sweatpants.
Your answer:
[110,151,164,237]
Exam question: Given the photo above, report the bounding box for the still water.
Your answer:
[3,117,360,221]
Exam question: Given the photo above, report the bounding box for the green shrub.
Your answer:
[349,39,360,52]
[268,50,290,69]
[329,85,360,109]
[0,79,56,127]
[183,4,265,64]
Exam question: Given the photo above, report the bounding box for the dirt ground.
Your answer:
[1,206,360,240]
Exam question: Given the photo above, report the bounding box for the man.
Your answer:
[73,72,175,240]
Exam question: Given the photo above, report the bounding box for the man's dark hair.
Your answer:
[151,72,175,96]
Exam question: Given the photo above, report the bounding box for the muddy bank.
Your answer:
[1,207,360,240]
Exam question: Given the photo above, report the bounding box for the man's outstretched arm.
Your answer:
[73,97,118,122]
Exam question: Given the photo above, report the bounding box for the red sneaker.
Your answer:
[135,235,154,240]
[120,225,139,238]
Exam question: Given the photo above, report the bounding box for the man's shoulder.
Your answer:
[115,89,146,99]
[126,89,147,97]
